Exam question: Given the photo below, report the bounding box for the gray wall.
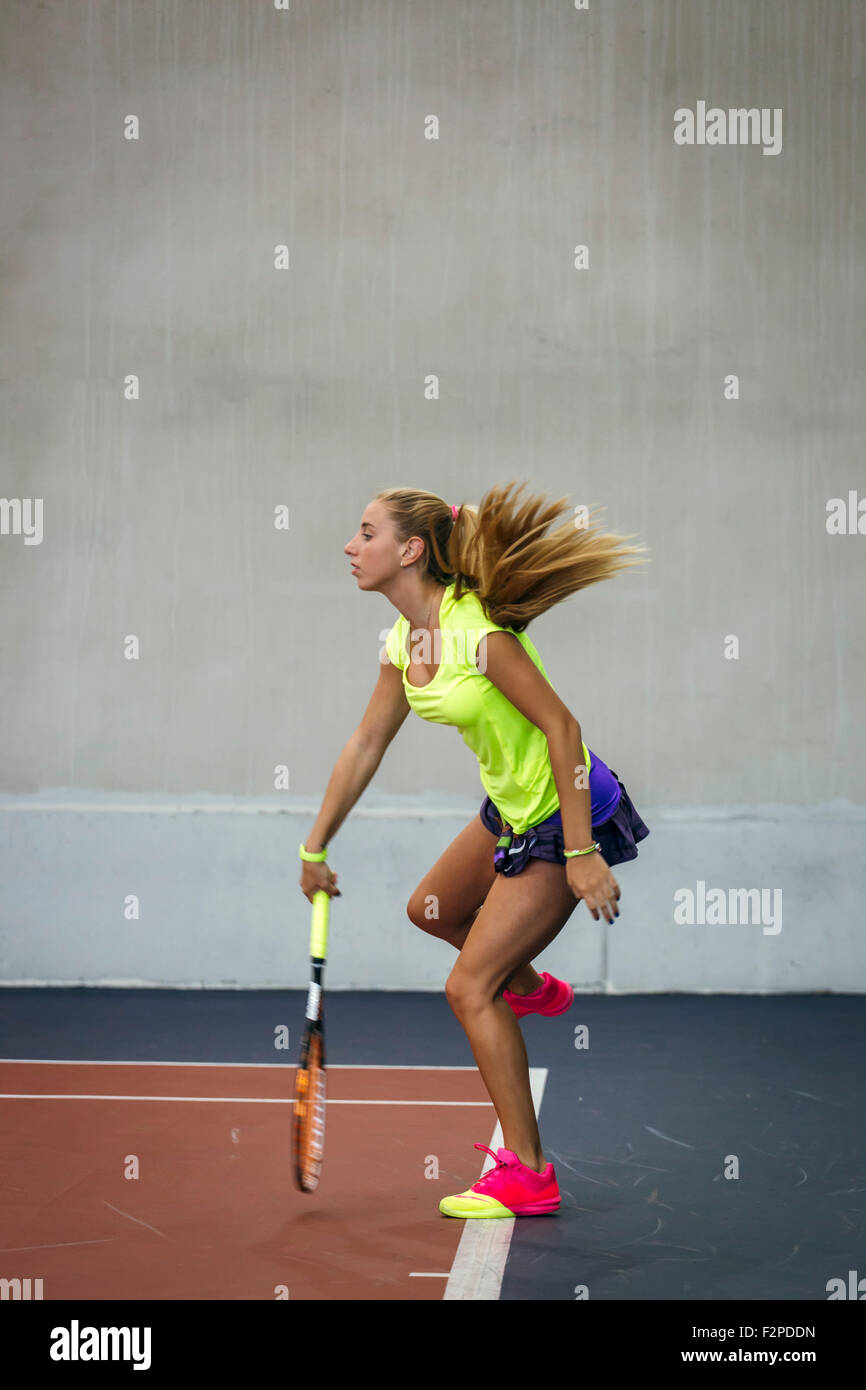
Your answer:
[1,1,864,990]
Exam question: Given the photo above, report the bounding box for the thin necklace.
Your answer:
[413,581,441,635]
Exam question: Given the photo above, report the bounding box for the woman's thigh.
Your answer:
[447,856,580,1002]
[407,813,498,936]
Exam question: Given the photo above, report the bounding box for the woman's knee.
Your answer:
[444,968,468,1011]
[406,887,443,931]
[407,890,478,937]
[445,964,499,1013]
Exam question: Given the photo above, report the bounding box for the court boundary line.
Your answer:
[442,1067,547,1302]
[0,1094,493,1106]
[0,1061,497,1106]
[0,1060,483,1070]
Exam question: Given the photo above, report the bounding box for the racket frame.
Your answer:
[292,888,330,1193]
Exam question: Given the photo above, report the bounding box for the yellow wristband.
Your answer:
[563,842,600,858]
[299,841,328,862]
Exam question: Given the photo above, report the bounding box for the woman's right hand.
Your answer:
[300,858,341,904]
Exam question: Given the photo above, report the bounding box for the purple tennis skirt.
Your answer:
[479,771,650,876]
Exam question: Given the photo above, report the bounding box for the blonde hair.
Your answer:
[372,480,649,631]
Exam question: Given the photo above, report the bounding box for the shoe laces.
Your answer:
[472,1142,510,1187]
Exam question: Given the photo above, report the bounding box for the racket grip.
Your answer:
[310,888,330,959]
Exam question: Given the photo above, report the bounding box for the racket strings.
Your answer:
[295,1039,326,1187]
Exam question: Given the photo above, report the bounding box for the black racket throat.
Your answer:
[304,958,326,1020]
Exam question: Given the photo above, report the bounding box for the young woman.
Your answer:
[299,482,650,1218]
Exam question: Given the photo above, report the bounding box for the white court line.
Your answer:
[0,1060,481,1071]
[0,1059,543,1298]
[0,1239,116,1254]
[0,1094,494,1106]
[442,1067,547,1302]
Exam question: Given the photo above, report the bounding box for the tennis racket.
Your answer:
[292,887,331,1193]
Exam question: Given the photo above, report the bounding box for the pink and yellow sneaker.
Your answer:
[503,971,574,1018]
[439,1143,560,1218]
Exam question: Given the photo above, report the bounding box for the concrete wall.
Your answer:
[1,791,864,991]
[1,1,864,990]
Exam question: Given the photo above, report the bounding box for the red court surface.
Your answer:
[0,1061,500,1300]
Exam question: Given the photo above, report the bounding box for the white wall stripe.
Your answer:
[0,802,479,817]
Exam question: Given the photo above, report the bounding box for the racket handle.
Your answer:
[310,888,330,959]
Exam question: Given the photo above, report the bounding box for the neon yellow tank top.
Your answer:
[384,582,591,834]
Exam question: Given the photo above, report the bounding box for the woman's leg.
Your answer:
[406,815,545,995]
[446,907,540,995]
[444,856,579,1172]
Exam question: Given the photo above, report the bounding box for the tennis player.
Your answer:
[299,482,650,1218]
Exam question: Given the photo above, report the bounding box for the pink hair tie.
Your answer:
[450,504,459,520]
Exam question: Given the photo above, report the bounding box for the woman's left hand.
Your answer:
[566,851,621,923]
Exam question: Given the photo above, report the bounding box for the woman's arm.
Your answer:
[479,631,620,922]
[302,734,385,853]
[478,631,591,851]
[544,722,593,853]
[304,656,410,852]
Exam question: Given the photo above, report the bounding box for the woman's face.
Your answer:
[344,500,404,590]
